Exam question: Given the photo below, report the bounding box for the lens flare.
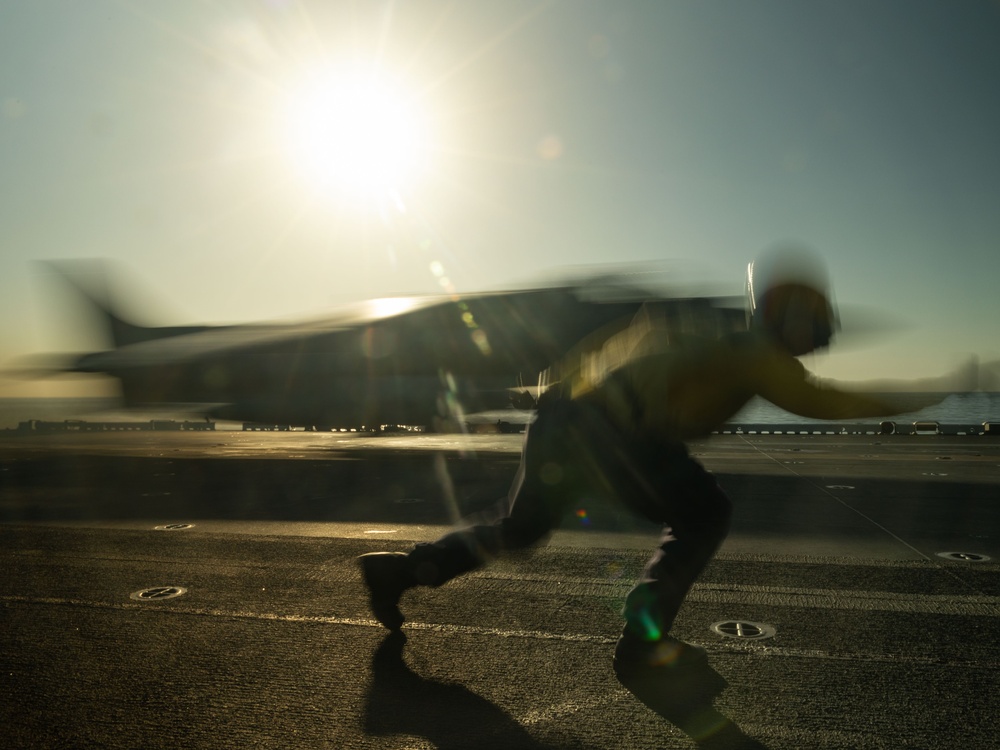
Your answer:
[649,640,685,667]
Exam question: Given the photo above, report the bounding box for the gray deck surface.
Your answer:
[2,431,998,749]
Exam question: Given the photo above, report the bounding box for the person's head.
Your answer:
[746,245,837,356]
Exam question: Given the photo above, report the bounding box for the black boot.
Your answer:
[358,552,414,630]
[613,633,709,681]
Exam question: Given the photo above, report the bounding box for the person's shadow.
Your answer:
[364,631,767,749]
[363,631,563,750]
[615,658,769,750]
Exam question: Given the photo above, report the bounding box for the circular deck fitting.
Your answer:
[130,586,188,601]
[935,551,992,563]
[710,620,776,640]
[154,523,194,531]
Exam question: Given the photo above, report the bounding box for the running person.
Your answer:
[359,246,976,678]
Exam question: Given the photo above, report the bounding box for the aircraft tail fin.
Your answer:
[40,260,208,350]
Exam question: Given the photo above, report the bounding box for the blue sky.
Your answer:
[1,0,998,396]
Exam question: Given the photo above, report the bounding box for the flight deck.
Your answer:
[2,430,998,749]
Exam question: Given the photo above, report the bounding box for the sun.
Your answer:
[286,67,427,205]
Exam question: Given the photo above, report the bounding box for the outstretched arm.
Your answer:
[834,356,980,414]
[755,354,979,421]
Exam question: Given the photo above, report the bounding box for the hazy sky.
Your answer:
[2,0,998,397]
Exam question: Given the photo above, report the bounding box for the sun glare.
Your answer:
[286,67,427,205]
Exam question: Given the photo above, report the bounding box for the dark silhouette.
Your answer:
[359,246,976,744]
[364,631,567,750]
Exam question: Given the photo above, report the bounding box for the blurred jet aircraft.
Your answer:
[26,263,746,430]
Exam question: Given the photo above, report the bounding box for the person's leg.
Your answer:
[613,449,733,673]
[359,394,593,629]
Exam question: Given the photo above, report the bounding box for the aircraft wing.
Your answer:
[68,296,446,372]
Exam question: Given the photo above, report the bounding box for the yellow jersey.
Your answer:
[554,303,929,441]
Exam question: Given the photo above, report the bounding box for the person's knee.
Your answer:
[666,488,732,553]
[674,479,731,525]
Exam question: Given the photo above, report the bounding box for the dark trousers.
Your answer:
[407,394,732,644]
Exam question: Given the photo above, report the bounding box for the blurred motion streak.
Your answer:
[17,261,746,431]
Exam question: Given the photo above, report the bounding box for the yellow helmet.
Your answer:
[746,245,837,355]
